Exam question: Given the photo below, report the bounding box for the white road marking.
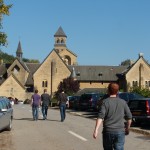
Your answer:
[68,131,87,141]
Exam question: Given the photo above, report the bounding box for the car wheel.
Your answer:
[6,118,12,131]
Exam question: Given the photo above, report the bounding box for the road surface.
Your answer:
[0,104,150,150]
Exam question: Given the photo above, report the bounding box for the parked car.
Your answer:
[79,93,104,110]
[67,96,74,108]
[67,96,81,109]
[0,97,13,131]
[118,92,144,103]
[96,92,144,111]
[128,98,150,125]
[72,96,81,110]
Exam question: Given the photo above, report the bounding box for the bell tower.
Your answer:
[54,26,67,52]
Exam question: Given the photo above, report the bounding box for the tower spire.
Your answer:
[16,41,23,61]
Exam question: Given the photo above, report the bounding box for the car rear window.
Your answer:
[129,100,146,111]
[81,94,92,100]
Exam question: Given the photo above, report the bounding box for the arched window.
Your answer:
[61,39,64,43]
[57,39,60,43]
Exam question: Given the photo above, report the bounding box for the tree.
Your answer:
[0,0,12,46]
[55,77,80,97]
[120,59,135,66]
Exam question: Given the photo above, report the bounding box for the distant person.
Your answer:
[57,90,69,122]
[93,83,132,150]
[31,89,41,121]
[41,89,51,120]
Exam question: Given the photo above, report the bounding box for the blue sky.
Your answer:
[2,0,150,65]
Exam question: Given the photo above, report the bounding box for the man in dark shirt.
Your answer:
[93,83,132,150]
[31,89,41,121]
[41,89,51,120]
[58,90,69,122]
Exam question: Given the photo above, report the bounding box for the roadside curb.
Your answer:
[130,128,150,136]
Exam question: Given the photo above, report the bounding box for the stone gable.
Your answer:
[33,50,71,95]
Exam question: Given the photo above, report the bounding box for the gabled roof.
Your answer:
[0,73,25,90]
[15,58,30,72]
[33,49,71,76]
[68,65,128,81]
[123,55,150,75]
[66,48,77,57]
[54,26,67,37]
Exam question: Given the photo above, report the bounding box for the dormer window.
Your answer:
[12,65,20,74]
[76,72,80,76]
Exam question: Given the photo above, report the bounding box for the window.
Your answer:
[145,81,150,88]
[132,81,138,87]
[56,39,60,43]
[61,39,64,43]
[42,80,48,87]
[12,65,20,74]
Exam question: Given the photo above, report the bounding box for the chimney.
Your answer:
[139,53,144,58]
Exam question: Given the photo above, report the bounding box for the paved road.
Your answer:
[66,109,150,136]
[0,104,150,150]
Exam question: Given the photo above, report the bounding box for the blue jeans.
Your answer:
[32,105,39,120]
[42,105,48,119]
[59,103,66,122]
[103,131,125,150]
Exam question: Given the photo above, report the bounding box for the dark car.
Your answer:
[67,96,75,108]
[72,96,81,110]
[96,92,144,111]
[0,97,13,131]
[128,98,150,125]
[79,93,104,110]
[118,92,144,103]
[67,96,81,109]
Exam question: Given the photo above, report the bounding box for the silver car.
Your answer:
[0,97,13,131]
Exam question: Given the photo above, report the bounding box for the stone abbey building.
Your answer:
[0,27,150,101]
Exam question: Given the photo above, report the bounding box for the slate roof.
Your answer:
[54,26,67,37]
[0,64,11,85]
[66,48,77,57]
[25,63,40,85]
[68,65,128,81]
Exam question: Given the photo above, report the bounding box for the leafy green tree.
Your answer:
[23,58,40,63]
[0,50,15,63]
[0,0,12,46]
[120,59,134,66]
[130,86,150,98]
[55,77,80,97]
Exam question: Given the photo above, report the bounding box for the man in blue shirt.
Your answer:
[31,89,41,121]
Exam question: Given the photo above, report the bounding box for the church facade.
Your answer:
[0,27,150,101]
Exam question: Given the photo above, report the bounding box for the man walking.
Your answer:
[41,89,51,120]
[31,89,41,121]
[93,83,132,150]
[57,90,69,122]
